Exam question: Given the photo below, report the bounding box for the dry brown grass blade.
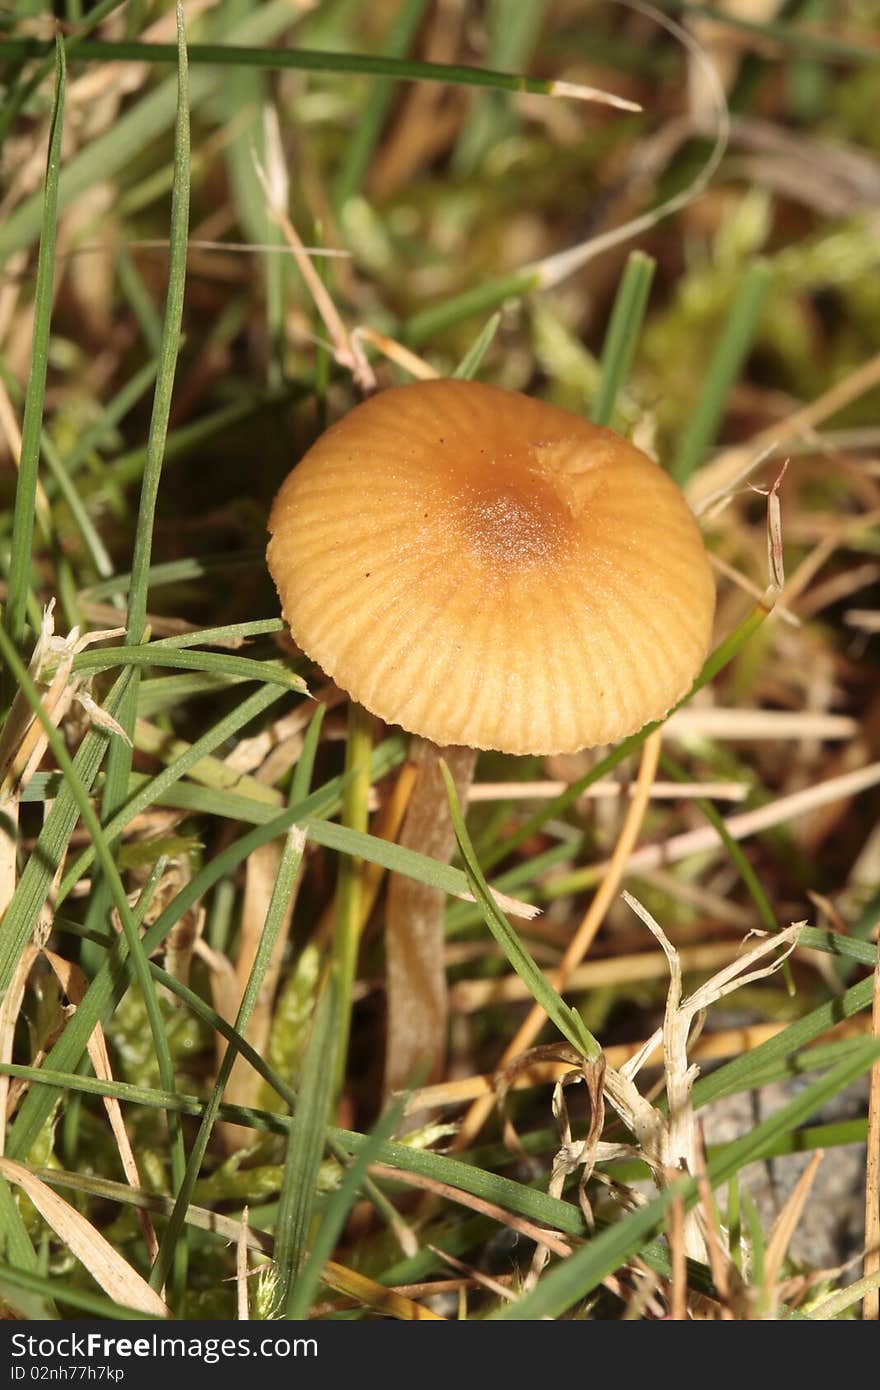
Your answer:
[797,561,880,620]
[452,728,661,1150]
[449,941,746,1013]
[368,1162,572,1259]
[237,1206,250,1321]
[254,112,376,394]
[350,324,438,381]
[621,893,702,1253]
[0,943,39,1157]
[428,1245,516,1304]
[668,1179,687,1320]
[570,761,880,887]
[0,375,52,521]
[0,672,72,805]
[223,685,343,779]
[493,1043,586,1158]
[404,1015,870,1114]
[321,1260,445,1321]
[763,1149,826,1308]
[32,1169,434,1320]
[523,1053,606,1290]
[621,1266,664,1321]
[693,1132,733,1319]
[778,507,880,616]
[194,937,240,1072]
[466,777,749,803]
[619,914,803,1085]
[665,708,857,739]
[0,1158,169,1317]
[0,610,128,811]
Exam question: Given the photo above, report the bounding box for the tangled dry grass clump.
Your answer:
[0,0,879,1323]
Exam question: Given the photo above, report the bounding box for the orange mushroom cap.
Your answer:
[267,380,715,755]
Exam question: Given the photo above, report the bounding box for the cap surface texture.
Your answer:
[267,380,715,755]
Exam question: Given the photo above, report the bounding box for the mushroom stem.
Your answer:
[384,739,477,1099]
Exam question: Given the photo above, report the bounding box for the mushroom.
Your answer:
[266,379,715,1093]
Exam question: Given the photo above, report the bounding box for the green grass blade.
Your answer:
[0,1178,46,1317]
[332,701,373,1095]
[150,618,285,649]
[305,816,535,911]
[288,1094,409,1319]
[83,550,263,600]
[452,312,502,380]
[5,38,64,651]
[705,1041,880,1186]
[589,250,655,427]
[3,929,300,1121]
[135,672,256,716]
[405,270,539,346]
[31,1156,718,1307]
[71,644,307,690]
[671,260,772,484]
[441,762,600,1060]
[274,980,338,1313]
[2,1060,601,1241]
[0,35,626,95]
[0,1265,153,1320]
[832,887,880,984]
[115,248,163,355]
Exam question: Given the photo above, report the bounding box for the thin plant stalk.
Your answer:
[332,701,374,1095]
[590,250,655,428]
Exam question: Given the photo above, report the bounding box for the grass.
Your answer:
[1,0,879,1323]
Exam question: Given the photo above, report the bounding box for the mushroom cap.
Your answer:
[267,380,715,755]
